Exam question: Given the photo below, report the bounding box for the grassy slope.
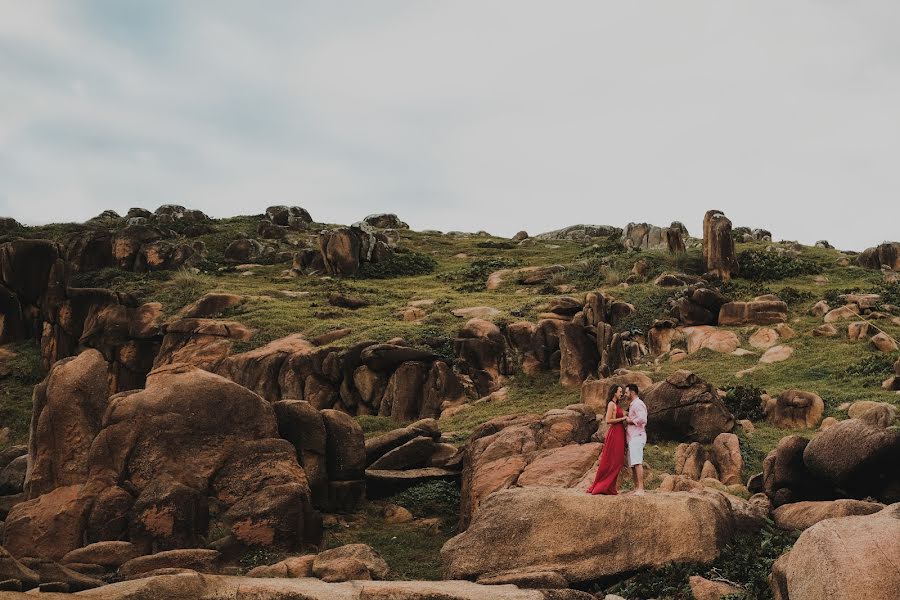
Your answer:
[2,216,899,592]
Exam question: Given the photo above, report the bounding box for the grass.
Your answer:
[0,342,43,445]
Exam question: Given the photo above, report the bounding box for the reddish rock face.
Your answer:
[718,300,788,326]
[5,364,319,560]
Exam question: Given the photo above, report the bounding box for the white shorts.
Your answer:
[627,438,645,467]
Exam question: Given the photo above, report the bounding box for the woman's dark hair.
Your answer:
[625,383,640,395]
[607,384,622,404]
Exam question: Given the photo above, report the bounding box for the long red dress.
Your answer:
[586,403,626,495]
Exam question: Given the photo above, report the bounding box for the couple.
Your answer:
[586,383,647,496]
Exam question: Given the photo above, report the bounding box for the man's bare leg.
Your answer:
[633,464,645,495]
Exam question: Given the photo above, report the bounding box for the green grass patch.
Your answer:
[0,342,44,445]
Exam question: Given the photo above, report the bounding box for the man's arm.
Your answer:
[632,402,648,427]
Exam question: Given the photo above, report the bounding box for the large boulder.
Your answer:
[26,350,111,497]
[459,407,597,528]
[802,406,900,503]
[558,322,599,389]
[4,364,318,560]
[856,241,900,270]
[718,300,788,326]
[642,370,736,442]
[770,503,900,600]
[763,390,825,429]
[702,210,738,280]
[362,213,408,229]
[580,371,653,415]
[442,488,736,584]
[772,499,884,531]
[265,205,313,229]
[454,319,508,395]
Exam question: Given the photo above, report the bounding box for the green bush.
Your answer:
[836,354,896,386]
[475,240,516,250]
[387,480,461,519]
[737,250,822,282]
[713,279,771,302]
[776,286,814,306]
[615,289,676,334]
[439,257,522,292]
[723,385,766,421]
[601,526,798,600]
[872,281,900,306]
[356,251,437,279]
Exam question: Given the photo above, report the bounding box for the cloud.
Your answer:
[1,0,899,249]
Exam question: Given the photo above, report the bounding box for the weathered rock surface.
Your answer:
[443,488,736,584]
[718,300,787,326]
[642,370,735,442]
[702,210,738,280]
[763,390,824,429]
[770,503,900,600]
[772,499,884,530]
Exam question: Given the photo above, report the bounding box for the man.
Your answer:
[624,383,648,495]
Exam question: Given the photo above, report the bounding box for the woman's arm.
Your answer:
[605,402,626,424]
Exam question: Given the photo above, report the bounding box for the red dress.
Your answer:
[587,403,626,495]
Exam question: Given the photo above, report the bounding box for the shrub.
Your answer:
[836,354,896,386]
[722,385,766,421]
[872,281,900,306]
[776,286,814,306]
[439,257,522,291]
[387,480,461,519]
[475,240,516,250]
[356,251,437,279]
[615,289,676,334]
[736,250,822,282]
[710,279,771,302]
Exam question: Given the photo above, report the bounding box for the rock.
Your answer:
[803,408,900,503]
[312,543,389,582]
[365,468,460,499]
[223,238,267,263]
[688,575,742,600]
[856,241,900,270]
[759,345,793,364]
[26,350,111,497]
[558,322,599,389]
[770,503,900,600]
[580,371,653,414]
[774,323,797,339]
[381,504,414,524]
[819,416,837,430]
[454,319,508,395]
[360,344,436,372]
[61,541,141,568]
[763,390,824,429]
[119,549,220,578]
[711,433,743,485]
[823,305,859,323]
[702,210,738,280]
[749,328,779,349]
[458,407,597,527]
[642,370,736,442]
[364,419,441,467]
[647,319,678,354]
[847,321,874,340]
[675,442,707,480]
[442,487,736,584]
[0,456,26,495]
[363,214,408,229]
[176,293,242,319]
[265,206,313,228]
[512,231,529,241]
[0,545,40,590]
[451,306,501,320]
[18,557,105,591]
[719,301,788,326]
[772,499,885,530]
[846,400,896,420]
[322,410,366,481]
[397,307,426,321]
[247,554,315,578]
[682,326,740,354]
[871,332,898,352]
[812,324,838,337]
[368,437,437,470]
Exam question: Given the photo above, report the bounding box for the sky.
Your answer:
[2,1,899,250]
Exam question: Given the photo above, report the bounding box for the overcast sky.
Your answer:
[2,1,899,250]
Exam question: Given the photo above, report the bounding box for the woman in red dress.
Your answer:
[586,384,628,495]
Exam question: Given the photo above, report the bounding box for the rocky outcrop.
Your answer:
[443,488,736,584]
[459,406,598,528]
[534,225,620,241]
[4,364,321,561]
[265,205,313,229]
[670,285,728,326]
[642,371,735,442]
[362,214,408,229]
[318,223,393,276]
[702,210,738,280]
[622,222,689,251]
[770,503,900,600]
[856,241,900,270]
[718,300,788,326]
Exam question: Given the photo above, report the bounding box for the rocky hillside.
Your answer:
[0,206,897,599]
